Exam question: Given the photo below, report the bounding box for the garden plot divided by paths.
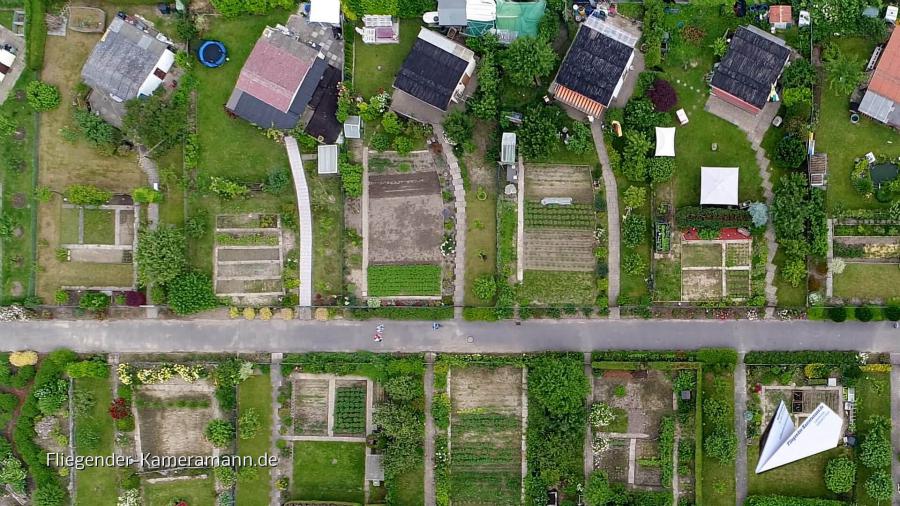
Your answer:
[681,240,752,301]
[213,213,285,305]
[286,373,374,441]
[448,366,525,505]
[60,203,136,264]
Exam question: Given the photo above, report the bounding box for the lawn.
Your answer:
[367,264,442,296]
[394,462,425,506]
[519,270,595,306]
[854,372,891,506]
[292,441,366,503]
[307,169,343,300]
[60,206,80,244]
[818,38,900,212]
[464,182,497,306]
[74,377,117,506]
[0,9,12,29]
[352,19,419,98]
[237,372,273,506]
[653,258,681,301]
[701,370,735,504]
[82,209,116,245]
[619,177,650,301]
[143,475,217,506]
[747,446,846,499]
[682,243,722,268]
[773,248,806,307]
[833,263,900,301]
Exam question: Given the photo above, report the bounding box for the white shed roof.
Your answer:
[344,116,361,139]
[501,132,516,164]
[859,90,896,123]
[309,0,341,24]
[654,127,675,157]
[317,144,339,174]
[756,401,843,473]
[700,167,739,206]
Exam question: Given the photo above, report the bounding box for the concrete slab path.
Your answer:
[285,136,314,308]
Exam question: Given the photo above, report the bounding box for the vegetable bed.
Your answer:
[367,264,441,296]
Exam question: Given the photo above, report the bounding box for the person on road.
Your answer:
[432,323,441,330]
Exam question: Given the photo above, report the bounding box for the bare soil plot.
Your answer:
[593,369,673,435]
[214,214,284,303]
[524,229,595,271]
[634,440,663,487]
[525,164,594,203]
[293,378,329,436]
[135,379,218,466]
[368,187,443,265]
[681,243,722,268]
[368,150,436,175]
[449,366,524,505]
[593,439,630,482]
[682,269,723,301]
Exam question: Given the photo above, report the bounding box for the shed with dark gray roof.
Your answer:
[393,28,475,111]
[710,26,790,113]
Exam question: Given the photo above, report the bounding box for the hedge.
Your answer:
[25,0,46,71]
[349,306,453,320]
[462,307,498,321]
[744,351,859,365]
[675,206,752,229]
[745,496,848,506]
[592,348,737,368]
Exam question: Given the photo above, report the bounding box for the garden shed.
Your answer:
[654,127,675,157]
[501,132,516,164]
[768,5,793,29]
[858,28,900,128]
[700,167,739,206]
[709,26,790,114]
[317,144,339,174]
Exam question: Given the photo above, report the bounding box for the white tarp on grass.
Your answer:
[700,166,739,206]
[655,127,675,157]
[310,0,341,24]
[756,401,843,473]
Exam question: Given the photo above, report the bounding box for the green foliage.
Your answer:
[66,360,109,379]
[122,91,189,152]
[132,187,163,204]
[885,304,900,321]
[382,376,420,402]
[855,305,874,322]
[864,471,893,501]
[368,264,441,296]
[473,274,497,301]
[648,157,675,183]
[34,379,68,416]
[624,97,665,134]
[79,292,110,313]
[524,202,594,228]
[65,184,112,206]
[567,122,593,155]
[781,256,807,288]
[381,111,402,135]
[623,214,647,247]
[166,271,219,315]
[443,110,474,145]
[204,419,235,447]
[25,81,61,112]
[783,87,812,108]
[825,48,865,96]
[210,0,295,16]
[214,466,237,487]
[775,135,807,169]
[468,38,500,120]
[238,407,261,440]
[622,130,652,182]
[33,484,66,506]
[24,0,46,71]
[502,36,557,86]
[782,59,817,89]
[658,416,675,487]
[745,496,847,506]
[73,108,122,154]
[703,430,736,462]
[333,387,366,434]
[772,172,828,261]
[206,176,249,200]
[823,456,856,493]
[136,226,187,286]
[828,306,848,322]
[393,135,413,155]
[519,105,562,159]
[264,167,292,195]
[585,470,615,506]
[710,37,728,58]
[860,416,892,469]
[623,186,647,210]
[373,402,423,480]
[431,393,450,430]
[340,159,363,198]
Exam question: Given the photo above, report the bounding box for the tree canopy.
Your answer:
[501,36,557,87]
[135,226,188,286]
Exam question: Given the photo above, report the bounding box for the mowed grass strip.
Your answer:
[82,208,116,245]
[143,475,217,506]
[292,441,365,503]
[833,263,900,300]
[237,372,273,506]
[74,377,116,506]
[520,270,595,305]
[367,264,441,296]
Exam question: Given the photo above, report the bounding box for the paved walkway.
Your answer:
[734,354,748,506]
[517,157,525,282]
[285,137,313,308]
[890,355,900,506]
[751,139,779,312]
[591,122,620,317]
[423,352,436,506]
[433,125,467,317]
[10,319,900,353]
[269,353,283,506]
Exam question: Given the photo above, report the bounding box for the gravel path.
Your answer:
[591,123,620,318]
[734,354,748,505]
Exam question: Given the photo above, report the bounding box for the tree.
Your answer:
[648,157,675,183]
[775,135,807,169]
[622,130,652,182]
[25,81,60,111]
[73,108,122,154]
[519,105,562,159]
[856,306,874,322]
[204,419,235,447]
[623,186,647,210]
[502,36,557,86]
[442,110,473,145]
[567,122,593,154]
[865,471,893,502]
[782,59,817,89]
[824,456,857,493]
[624,98,663,134]
[65,184,112,206]
[79,292,110,313]
[527,356,590,416]
[238,408,261,440]
[783,87,813,108]
[473,275,497,301]
[122,92,188,151]
[381,111,402,135]
[166,271,219,315]
[826,52,865,96]
[860,421,892,469]
[135,226,187,286]
[781,257,807,288]
[393,136,413,155]
[648,79,677,112]
[584,470,615,506]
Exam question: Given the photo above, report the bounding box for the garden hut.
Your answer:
[654,127,675,157]
[317,144,339,174]
[756,401,843,473]
[808,152,827,187]
[768,5,793,29]
[344,116,362,139]
[501,132,517,165]
[700,167,739,206]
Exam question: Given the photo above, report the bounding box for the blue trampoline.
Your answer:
[198,40,227,68]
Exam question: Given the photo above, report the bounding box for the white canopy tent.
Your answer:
[467,0,497,22]
[756,401,843,473]
[700,167,739,206]
[309,0,341,24]
[654,127,675,157]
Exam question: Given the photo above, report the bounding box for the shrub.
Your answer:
[33,483,66,506]
[824,456,856,493]
[443,110,473,145]
[855,306,874,322]
[264,167,291,195]
[214,466,237,487]
[775,135,807,169]
[828,306,847,322]
[340,160,363,198]
[704,430,736,462]
[166,271,219,315]
[65,184,112,206]
[622,250,646,275]
[860,417,892,469]
[79,292,110,313]
[584,470,614,506]
[26,81,61,112]
[473,275,497,301]
[864,471,892,501]
[622,214,647,247]
[885,304,900,321]
[431,393,450,429]
[66,360,109,379]
[566,122,593,155]
[382,376,420,402]
[205,419,235,447]
[136,226,187,286]
[648,157,675,183]
[647,79,677,112]
[393,135,413,155]
[108,398,130,420]
[9,352,37,367]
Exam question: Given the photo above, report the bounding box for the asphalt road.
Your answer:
[2,319,899,353]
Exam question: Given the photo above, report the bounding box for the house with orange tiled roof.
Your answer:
[768,5,793,29]
[548,12,637,119]
[858,29,900,128]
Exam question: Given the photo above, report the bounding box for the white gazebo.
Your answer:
[654,127,676,157]
[756,401,843,473]
[309,0,341,24]
[700,167,739,206]
[317,144,339,174]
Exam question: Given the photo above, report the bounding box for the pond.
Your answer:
[870,163,899,185]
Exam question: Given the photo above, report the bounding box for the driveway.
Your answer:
[0,25,25,105]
